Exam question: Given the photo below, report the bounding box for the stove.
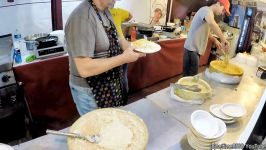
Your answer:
[0,34,27,143]
[35,45,66,59]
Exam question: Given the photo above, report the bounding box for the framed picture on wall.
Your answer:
[150,0,168,25]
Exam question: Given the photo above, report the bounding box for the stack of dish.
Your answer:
[187,110,226,150]
[209,103,247,124]
[205,60,244,84]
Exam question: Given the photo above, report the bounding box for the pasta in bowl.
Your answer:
[209,60,244,76]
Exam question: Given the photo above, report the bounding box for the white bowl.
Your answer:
[221,103,247,118]
[191,110,219,138]
[205,69,242,84]
[211,118,227,139]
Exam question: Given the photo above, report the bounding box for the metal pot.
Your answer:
[25,40,39,51]
[35,36,58,49]
[24,33,49,41]
[138,27,154,37]
[162,26,176,32]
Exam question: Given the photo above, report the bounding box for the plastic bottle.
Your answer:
[14,48,22,64]
[14,29,22,41]
[131,27,137,42]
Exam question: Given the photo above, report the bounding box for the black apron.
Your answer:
[86,0,127,108]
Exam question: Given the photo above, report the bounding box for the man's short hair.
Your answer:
[207,0,219,6]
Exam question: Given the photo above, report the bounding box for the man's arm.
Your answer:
[209,33,222,49]
[205,14,229,47]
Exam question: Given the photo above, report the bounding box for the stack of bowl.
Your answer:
[187,110,227,150]
[209,103,246,124]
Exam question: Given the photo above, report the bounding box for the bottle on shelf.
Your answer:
[14,48,22,64]
[14,29,22,41]
[130,26,137,42]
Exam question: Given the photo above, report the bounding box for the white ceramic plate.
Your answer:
[211,118,227,139]
[133,41,161,53]
[209,104,234,121]
[191,110,219,138]
[0,143,14,150]
[169,87,204,104]
[221,103,247,118]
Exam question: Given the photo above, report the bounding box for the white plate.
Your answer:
[221,103,246,118]
[191,110,219,138]
[0,143,14,150]
[133,41,161,53]
[209,104,234,121]
[169,87,204,105]
[211,118,227,139]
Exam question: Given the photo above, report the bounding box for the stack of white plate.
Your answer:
[209,103,246,124]
[188,110,227,150]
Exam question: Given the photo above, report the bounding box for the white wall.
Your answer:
[0,0,52,37]
[0,0,169,37]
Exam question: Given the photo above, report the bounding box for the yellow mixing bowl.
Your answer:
[210,60,244,76]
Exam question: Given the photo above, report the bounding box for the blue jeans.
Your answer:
[69,81,98,116]
[183,48,199,76]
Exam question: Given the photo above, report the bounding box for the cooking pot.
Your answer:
[25,40,39,51]
[162,26,176,32]
[35,35,58,49]
[24,33,49,41]
[137,27,154,37]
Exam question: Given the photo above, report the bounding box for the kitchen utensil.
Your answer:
[137,27,154,37]
[174,77,212,100]
[25,40,39,51]
[256,66,266,79]
[220,103,246,118]
[190,110,219,138]
[209,60,244,76]
[170,83,201,92]
[35,35,58,49]
[209,104,234,120]
[24,33,49,41]
[46,129,100,143]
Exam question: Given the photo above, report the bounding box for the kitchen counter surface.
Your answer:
[13,60,266,149]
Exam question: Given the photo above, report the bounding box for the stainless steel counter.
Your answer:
[13,99,193,150]
[13,60,266,149]
[146,60,266,145]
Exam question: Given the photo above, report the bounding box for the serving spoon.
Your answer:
[46,129,100,143]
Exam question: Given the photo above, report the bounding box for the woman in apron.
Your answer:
[65,0,144,115]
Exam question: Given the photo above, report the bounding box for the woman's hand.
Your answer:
[122,46,146,63]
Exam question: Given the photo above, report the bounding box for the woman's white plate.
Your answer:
[221,103,246,118]
[133,41,161,53]
[191,110,219,138]
[209,104,234,121]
